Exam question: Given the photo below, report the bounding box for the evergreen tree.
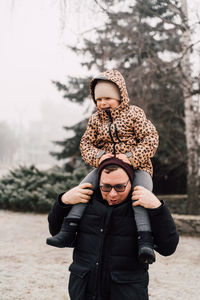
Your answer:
[51,118,91,172]
[53,0,192,194]
[0,164,89,213]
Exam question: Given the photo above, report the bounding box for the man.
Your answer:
[47,158,179,300]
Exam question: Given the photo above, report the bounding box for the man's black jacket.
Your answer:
[48,190,179,300]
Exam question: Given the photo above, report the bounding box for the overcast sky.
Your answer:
[0,0,96,127]
[0,0,199,128]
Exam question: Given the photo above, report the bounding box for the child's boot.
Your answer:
[137,231,156,264]
[46,218,78,248]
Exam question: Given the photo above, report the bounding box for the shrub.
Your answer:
[0,164,90,213]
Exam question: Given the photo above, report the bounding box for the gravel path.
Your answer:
[1,210,199,300]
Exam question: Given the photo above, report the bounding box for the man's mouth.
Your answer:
[109,199,118,205]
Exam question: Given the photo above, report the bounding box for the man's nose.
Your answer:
[109,187,118,196]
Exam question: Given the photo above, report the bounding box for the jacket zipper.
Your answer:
[106,110,121,155]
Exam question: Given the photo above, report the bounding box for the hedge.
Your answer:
[0,164,89,213]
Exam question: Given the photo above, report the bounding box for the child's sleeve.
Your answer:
[128,106,159,168]
[80,114,101,167]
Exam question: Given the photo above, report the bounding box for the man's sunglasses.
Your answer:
[100,179,130,192]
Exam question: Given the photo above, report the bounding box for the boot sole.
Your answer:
[46,238,66,248]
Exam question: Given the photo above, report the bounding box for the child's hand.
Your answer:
[99,153,114,164]
[116,153,131,165]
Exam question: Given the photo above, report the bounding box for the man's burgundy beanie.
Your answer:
[97,157,134,184]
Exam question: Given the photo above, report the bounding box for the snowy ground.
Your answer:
[1,210,200,300]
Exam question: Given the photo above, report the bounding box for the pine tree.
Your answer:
[50,118,90,172]
[53,0,195,195]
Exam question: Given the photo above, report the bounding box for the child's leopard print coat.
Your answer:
[80,69,159,176]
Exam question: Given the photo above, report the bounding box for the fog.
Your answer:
[0,0,199,173]
[0,0,99,172]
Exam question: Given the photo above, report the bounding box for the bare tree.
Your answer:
[180,0,200,214]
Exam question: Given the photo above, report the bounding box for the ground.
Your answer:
[0,210,199,300]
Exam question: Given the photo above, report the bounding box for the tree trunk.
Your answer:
[180,0,200,214]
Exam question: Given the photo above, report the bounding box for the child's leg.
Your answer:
[132,170,155,264]
[132,170,152,232]
[66,168,98,220]
[46,169,98,248]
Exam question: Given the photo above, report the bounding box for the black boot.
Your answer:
[137,231,156,264]
[46,219,78,248]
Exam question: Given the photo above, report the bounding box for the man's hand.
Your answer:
[61,183,94,205]
[132,186,161,209]
[116,153,131,165]
[99,153,114,164]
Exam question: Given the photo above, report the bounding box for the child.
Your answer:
[46,69,159,264]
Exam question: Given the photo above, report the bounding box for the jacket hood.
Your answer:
[90,69,130,109]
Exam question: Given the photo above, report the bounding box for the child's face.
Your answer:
[96,97,120,111]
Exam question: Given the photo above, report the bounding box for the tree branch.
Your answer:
[136,0,188,31]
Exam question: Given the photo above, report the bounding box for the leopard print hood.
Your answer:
[81,69,159,175]
[90,69,130,111]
